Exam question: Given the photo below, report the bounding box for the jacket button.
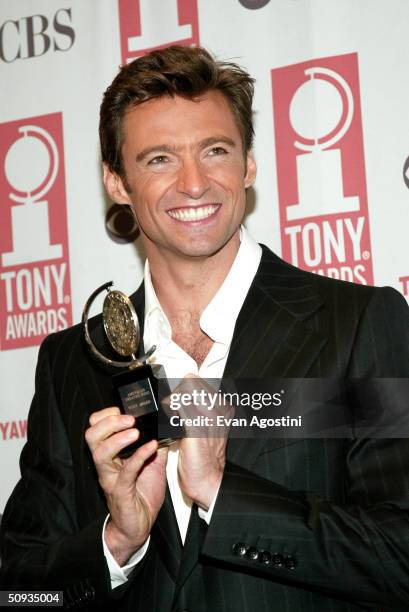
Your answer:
[258,550,272,565]
[245,546,259,561]
[232,542,247,556]
[284,555,297,570]
[272,553,284,567]
[84,587,95,600]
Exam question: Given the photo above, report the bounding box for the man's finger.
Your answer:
[85,413,135,452]
[89,406,121,427]
[118,439,160,488]
[92,428,140,465]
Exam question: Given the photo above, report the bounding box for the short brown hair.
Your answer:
[99,45,255,180]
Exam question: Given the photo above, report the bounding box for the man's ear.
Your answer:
[103,164,132,205]
[244,150,257,189]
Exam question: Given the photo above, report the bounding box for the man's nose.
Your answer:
[176,158,210,199]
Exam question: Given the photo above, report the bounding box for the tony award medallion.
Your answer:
[82,281,174,456]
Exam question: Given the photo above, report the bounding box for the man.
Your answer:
[1,45,409,611]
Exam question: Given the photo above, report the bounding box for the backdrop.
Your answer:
[1,0,409,512]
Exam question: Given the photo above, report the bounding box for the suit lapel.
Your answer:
[223,283,325,378]
[224,245,325,377]
[224,245,328,471]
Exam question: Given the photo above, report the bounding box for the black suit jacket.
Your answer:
[1,246,409,611]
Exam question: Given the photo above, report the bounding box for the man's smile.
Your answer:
[166,203,221,223]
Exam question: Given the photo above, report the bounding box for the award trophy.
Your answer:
[82,281,174,457]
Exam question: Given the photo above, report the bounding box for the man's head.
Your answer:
[100,45,255,186]
[100,46,257,263]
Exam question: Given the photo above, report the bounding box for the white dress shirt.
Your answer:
[103,226,262,587]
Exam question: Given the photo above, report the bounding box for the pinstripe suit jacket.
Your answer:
[1,246,409,611]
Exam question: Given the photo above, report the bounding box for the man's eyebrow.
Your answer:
[199,136,236,149]
[135,144,176,163]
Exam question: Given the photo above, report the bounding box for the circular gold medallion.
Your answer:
[102,290,140,357]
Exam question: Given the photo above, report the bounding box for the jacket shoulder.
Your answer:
[259,243,404,308]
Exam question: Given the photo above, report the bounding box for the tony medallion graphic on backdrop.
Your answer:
[271,53,374,285]
[0,113,72,350]
[118,0,199,64]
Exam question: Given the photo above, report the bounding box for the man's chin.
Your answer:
[142,228,240,263]
[175,247,223,261]
[173,236,238,261]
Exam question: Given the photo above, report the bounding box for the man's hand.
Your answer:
[85,407,168,566]
[178,436,225,511]
[175,375,231,511]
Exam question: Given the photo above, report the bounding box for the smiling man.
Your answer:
[1,46,409,612]
[103,88,256,368]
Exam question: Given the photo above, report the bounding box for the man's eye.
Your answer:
[148,155,169,165]
[208,147,227,156]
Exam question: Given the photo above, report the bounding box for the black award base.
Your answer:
[113,364,174,458]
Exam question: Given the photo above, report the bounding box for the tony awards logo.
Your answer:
[272,53,374,284]
[286,66,359,221]
[2,125,62,266]
[83,282,173,455]
[0,113,72,350]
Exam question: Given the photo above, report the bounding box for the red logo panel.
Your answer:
[0,113,72,350]
[399,276,409,298]
[272,53,373,285]
[118,0,199,64]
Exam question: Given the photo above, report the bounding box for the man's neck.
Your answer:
[146,233,240,322]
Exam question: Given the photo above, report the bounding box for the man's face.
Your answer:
[104,90,256,261]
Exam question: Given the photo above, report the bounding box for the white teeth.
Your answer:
[168,204,219,222]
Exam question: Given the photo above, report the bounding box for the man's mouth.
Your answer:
[167,204,221,222]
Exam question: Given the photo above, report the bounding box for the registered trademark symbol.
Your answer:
[281,389,285,394]
[64,295,71,304]
[362,251,370,260]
